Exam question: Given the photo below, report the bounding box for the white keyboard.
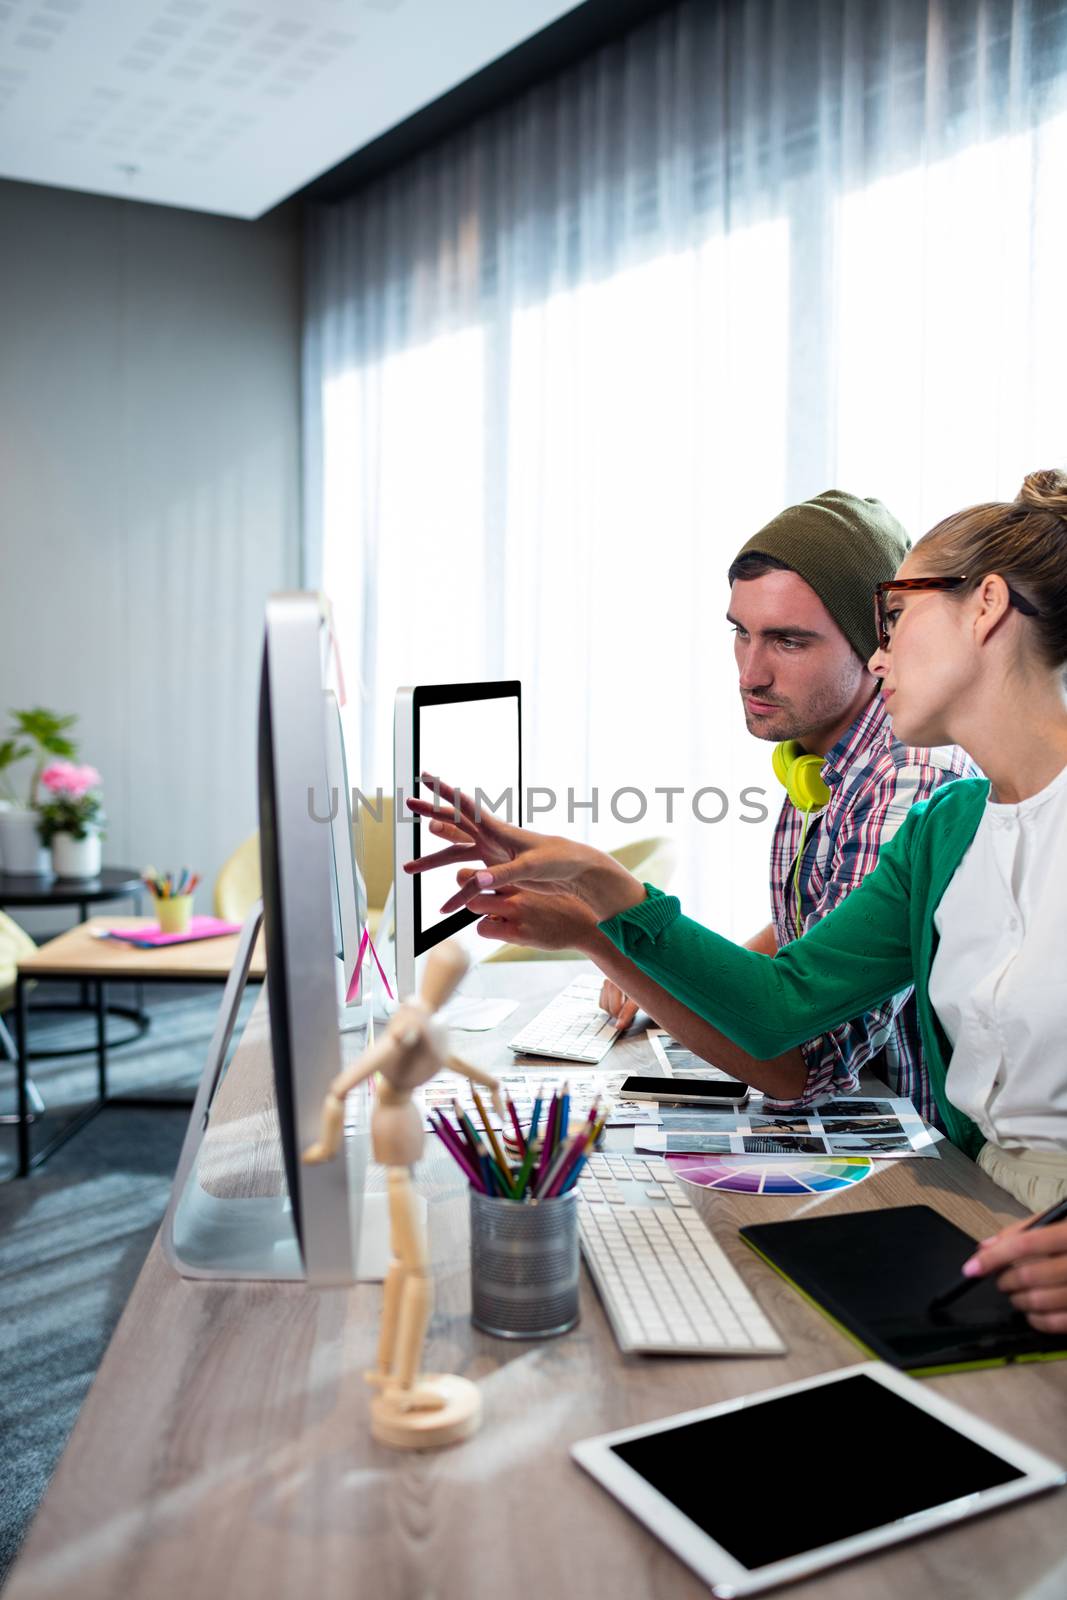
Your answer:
[577,1153,785,1357]
[507,977,623,1063]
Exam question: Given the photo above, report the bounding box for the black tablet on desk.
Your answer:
[740,1205,1067,1375]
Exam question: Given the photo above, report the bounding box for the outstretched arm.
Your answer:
[596,815,918,1060]
[303,1031,405,1165]
[445,1053,506,1121]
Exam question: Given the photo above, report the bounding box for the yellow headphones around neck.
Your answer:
[772,740,831,813]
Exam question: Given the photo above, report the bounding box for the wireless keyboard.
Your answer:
[507,976,623,1063]
[577,1152,786,1357]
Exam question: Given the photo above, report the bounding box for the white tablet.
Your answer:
[571,1363,1064,1598]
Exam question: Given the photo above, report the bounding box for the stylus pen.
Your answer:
[929,1196,1067,1315]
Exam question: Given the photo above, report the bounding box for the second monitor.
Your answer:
[393,680,521,1004]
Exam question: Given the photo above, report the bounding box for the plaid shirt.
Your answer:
[764,694,975,1127]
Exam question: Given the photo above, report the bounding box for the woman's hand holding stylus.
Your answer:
[960,1210,1067,1334]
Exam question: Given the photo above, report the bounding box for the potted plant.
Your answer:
[0,709,80,875]
[36,761,105,879]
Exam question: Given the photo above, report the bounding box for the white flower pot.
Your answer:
[0,807,51,875]
[51,830,102,879]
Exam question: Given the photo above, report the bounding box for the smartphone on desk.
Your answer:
[619,1074,750,1108]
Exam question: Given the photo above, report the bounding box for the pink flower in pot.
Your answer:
[40,761,101,799]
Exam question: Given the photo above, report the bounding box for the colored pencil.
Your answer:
[543,1134,589,1199]
[528,1084,545,1143]
[431,1114,487,1192]
[452,1099,484,1166]
[512,1135,542,1200]
[534,1091,560,1187]
[471,1086,510,1177]
[536,1131,582,1198]
[506,1095,526,1156]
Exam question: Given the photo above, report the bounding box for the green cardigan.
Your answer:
[599,777,991,1157]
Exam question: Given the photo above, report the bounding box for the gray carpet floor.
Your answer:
[0,980,259,1589]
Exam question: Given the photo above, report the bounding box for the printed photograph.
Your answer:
[653,1034,737,1081]
[661,1133,734,1154]
[818,1116,904,1136]
[658,1112,742,1132]
[746,1118,816,1136]
[827,1133,912,1153]
[740,1135,828,1155]
[814,1098,895,1117]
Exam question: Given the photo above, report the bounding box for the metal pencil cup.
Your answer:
[469,1188,580,1339]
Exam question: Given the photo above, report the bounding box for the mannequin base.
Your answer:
[370,1374,482,1450]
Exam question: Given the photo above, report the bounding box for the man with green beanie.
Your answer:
[600,491,975,1124]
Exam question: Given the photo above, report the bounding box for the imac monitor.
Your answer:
[258,593,369,1284]
[393,681,521,1002]
[163,593,373,1285]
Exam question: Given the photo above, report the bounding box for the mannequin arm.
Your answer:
[445,1054,506,1121]
[302,1032,403,1165]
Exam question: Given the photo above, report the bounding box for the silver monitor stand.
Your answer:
[161,903,399,1284]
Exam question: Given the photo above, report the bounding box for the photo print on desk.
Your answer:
[646,1029,745,1082]
[636,1095,940,1158]
[422,1068,662,1130]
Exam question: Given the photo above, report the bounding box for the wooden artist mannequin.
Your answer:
[303,940,503,1449]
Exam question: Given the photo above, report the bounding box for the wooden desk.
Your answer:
[14,917,266,1176]
[6,962,1066,1600]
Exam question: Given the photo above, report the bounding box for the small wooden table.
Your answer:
[13,916,266,1176]
[1,864,148,1064]
[4,961,1065,1600]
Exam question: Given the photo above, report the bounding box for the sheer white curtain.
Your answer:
[303,0,1067,937]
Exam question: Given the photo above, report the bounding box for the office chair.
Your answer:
[213,834,262,925]
[214,797,395,936]
[0,909,44,1124]
[486,835,677,963]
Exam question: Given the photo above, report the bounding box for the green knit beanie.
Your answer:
[732,491,911,662]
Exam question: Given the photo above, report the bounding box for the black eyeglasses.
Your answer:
[873,575,1040,652]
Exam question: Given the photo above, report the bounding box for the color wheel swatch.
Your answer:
[666,1154,873,1195]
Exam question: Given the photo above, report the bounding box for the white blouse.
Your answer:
[929,759,1067,1152]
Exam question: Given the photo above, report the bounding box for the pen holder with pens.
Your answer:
[142,867,200,935]
[155,894,193,934]
[469,1187,579,1339]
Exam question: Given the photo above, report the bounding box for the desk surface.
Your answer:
[6,962,1066,1600]
[17,916,266,982]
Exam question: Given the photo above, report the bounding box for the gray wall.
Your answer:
[0,179,302,932]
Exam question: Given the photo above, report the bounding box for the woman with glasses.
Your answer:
[408,468,1067,1332]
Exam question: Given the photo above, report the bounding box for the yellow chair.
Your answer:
[213,834,263,924]
[1,909,43,1121]
[214,797,396,936]
[359,795,394,938]
[486,835,677,963]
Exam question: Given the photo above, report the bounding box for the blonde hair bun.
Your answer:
[1017,468,1067,516]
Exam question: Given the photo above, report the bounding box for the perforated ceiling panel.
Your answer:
[0,0,578,217]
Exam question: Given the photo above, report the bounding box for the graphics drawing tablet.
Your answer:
[740,1204,1067,1374]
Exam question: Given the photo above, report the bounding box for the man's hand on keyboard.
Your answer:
[599,979,640,1032]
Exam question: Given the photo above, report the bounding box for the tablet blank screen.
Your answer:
[609,1373,1024,1570]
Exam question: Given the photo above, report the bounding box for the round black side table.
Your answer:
[0,865,144,917]
[1,866,150,1059]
